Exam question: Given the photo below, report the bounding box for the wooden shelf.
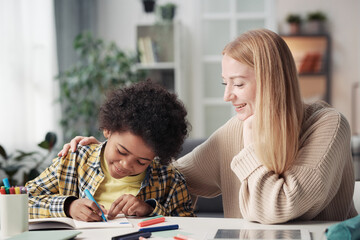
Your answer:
[282,34,331,103]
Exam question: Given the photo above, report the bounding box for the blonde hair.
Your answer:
[222,29,304,174]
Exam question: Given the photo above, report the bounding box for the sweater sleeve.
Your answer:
[174,117,243,198]
[173,136,222,197]
[231,108,352,224]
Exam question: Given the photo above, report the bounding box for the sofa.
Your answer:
[178,138,224,218]
[352,135,360,180]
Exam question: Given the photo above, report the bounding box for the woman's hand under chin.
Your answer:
[242,115,254,147]
[57,136,100,157]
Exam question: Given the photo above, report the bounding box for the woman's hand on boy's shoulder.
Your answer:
[58,136,100,157]
[107,194,154,219]
[68,198,107,222]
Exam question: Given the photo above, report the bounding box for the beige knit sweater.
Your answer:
[174,102,358,224]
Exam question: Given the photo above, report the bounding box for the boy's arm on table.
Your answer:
[26,157,78,219]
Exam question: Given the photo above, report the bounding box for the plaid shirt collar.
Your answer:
[85,141,105,174]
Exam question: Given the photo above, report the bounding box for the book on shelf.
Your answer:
[137,37,147,64]
[137,37,158,64]
[29,214,132,230]
[298,52,323,73]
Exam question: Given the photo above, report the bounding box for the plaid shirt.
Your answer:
[26,142,194,219]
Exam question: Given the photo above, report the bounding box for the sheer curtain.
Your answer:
[0,0,60,154]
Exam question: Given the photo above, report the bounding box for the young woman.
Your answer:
[59,29,357,224]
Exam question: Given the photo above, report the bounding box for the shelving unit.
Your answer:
[135,22,187,104]
[281,34,331,103]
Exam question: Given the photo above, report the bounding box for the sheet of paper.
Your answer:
[29,214,132,230]
[74,214,132,229]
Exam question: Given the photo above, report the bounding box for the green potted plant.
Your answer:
[56,32,144,142]
[159,3,177,22]
[0,132,57,185]
[307,11,327,33]
[286,14,302,35]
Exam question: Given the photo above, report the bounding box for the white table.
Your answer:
[74,217,335,240]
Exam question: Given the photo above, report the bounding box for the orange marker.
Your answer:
[174,237,185,240]
[137,217,165,227]
[173,234,195,240]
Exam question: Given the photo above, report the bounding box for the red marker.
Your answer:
[0,188,6,194]
[9,187,15,194]
[137,217,165,227]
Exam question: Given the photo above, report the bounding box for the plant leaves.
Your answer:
[3,164,23,176]
[14,151,38,161]
[27,168,41,182]
[45,132,57,149]
[0,145,7,160]
[37,132,58,150]
[38,141,50,149]
[56,32,141,142]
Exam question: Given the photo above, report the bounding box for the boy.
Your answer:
[26,80,194,221]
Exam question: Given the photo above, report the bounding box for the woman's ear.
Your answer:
[103,129,111,139]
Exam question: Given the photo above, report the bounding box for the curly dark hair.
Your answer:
[99,80,189,165]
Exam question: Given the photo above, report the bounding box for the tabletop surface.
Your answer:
[71,217,334,240]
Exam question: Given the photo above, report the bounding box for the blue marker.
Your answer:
[2,178,10,188]
[111,231,151,240]
[139,224,179,233]
[84,189,107,222]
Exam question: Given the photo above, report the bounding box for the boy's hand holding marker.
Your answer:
[67,198,108,222]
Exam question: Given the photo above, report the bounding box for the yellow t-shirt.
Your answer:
[94,154,146,210]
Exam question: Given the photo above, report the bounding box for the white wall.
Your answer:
[96,0,360,134]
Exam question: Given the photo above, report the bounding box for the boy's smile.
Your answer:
[103,130,156,179]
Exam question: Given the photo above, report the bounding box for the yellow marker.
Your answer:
[15,186,21,194]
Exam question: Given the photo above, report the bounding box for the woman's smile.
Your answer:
[234,103,247,112]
